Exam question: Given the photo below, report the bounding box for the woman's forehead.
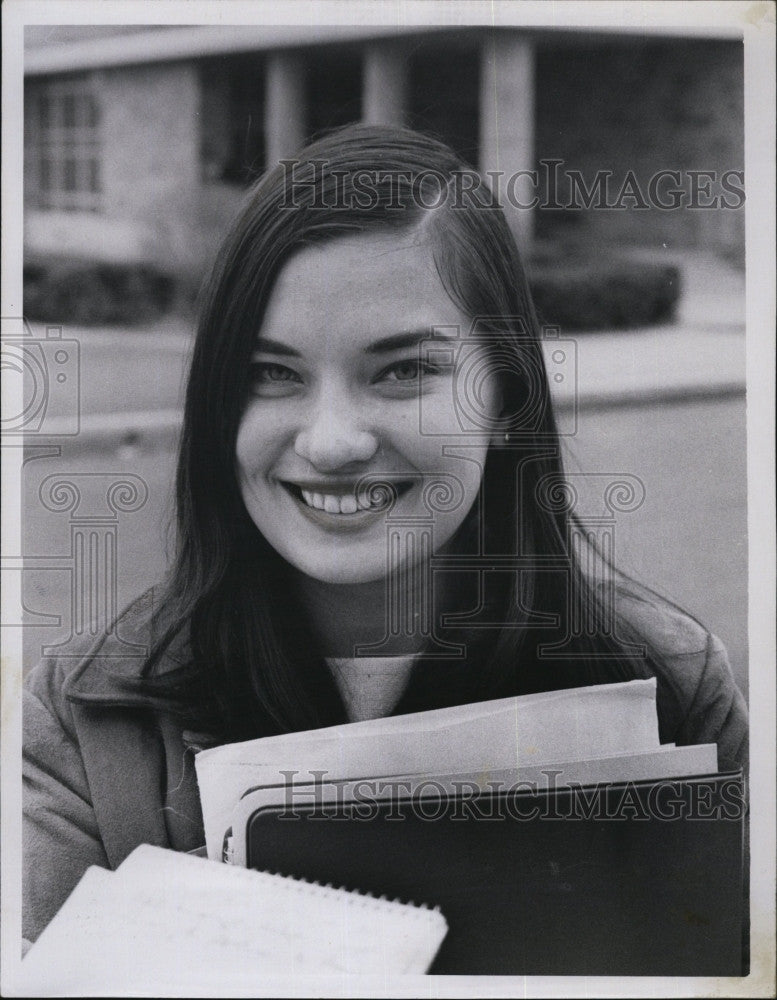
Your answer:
[257,232,472,352]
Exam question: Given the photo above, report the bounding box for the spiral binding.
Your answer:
[255,867,443,916]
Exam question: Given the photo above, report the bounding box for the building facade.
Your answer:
[24,24,744,277]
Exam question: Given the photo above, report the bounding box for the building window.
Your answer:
[199,47,362,187]
[409,40,480,168]
[25,75,102,211]
[305,47,362,142]
[200,57,266,185]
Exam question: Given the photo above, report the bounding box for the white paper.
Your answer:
[196,678,661,858]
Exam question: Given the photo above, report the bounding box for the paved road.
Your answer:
[568,395,747,694]
[22,320,193,423]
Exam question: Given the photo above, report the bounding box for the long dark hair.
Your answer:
[141,124,656,740]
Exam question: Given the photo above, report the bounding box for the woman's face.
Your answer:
[236,230,501,585]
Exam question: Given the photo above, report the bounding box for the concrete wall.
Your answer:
[100,62,200,260]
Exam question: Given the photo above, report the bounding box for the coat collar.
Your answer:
[62,588,193,710]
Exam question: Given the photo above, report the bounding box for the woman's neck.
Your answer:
[291,569,460,658]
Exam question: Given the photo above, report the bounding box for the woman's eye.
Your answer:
[249,362,302,393]
[378,360,439,384]
[255,363,298,382]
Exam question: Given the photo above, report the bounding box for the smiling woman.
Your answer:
[235,233,497,588]
[22,124,748,944]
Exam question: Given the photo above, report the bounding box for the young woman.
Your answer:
[23,124,748,943]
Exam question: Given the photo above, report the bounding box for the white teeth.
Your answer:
[294,486,385,515]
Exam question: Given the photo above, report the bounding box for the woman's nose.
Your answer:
[293,396,379,470]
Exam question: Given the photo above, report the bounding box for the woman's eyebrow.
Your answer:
[365,330,457,355]
[253,337,302,358]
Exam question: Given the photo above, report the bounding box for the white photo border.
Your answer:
[2,2,774,996]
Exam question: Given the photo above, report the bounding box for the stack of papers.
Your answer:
[195,678,718,859]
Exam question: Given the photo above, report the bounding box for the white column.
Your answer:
[479,32,535,250]
[363,43,407,126]
[265,52,306,168]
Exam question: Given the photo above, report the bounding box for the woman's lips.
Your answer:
[299,488,374,514]
[281,480,412,527]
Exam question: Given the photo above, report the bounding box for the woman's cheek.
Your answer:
[406,382,462,438]
[235,410,281,480]
[235,415,260,473]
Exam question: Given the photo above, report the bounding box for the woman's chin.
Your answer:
[282,552,433,588]
[291,561,394,587]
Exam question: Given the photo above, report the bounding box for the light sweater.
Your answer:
[326,655,416,721]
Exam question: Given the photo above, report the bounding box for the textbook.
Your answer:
[20,845,449,990]
[195,678,745,975]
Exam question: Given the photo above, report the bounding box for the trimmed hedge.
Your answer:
[24,254,681,332]
[527,258,681,331]
[24,259,176,326]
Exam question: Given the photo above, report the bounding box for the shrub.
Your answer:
[23,259,176,326]
[527,258,681,331]
[23,252,680,332]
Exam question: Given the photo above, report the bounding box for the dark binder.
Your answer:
[238,771,745,976]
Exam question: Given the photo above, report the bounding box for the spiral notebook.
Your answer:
[20,845,448,991]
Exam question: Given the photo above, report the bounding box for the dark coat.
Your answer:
[23,588,748,943]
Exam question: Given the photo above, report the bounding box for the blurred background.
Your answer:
[16,22,746,693]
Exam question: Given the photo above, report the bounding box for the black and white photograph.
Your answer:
[1,1,775,995]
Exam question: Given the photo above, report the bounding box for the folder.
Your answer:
[236,770,745,976]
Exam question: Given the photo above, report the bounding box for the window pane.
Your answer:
[306,50,362,142]
[87,96,99,128]
[75,158,86,193]
[89,159,100,193]
[75,96,89,128]
[63,95,76,128]
[63,158,77,191]
[31,79,101,208]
